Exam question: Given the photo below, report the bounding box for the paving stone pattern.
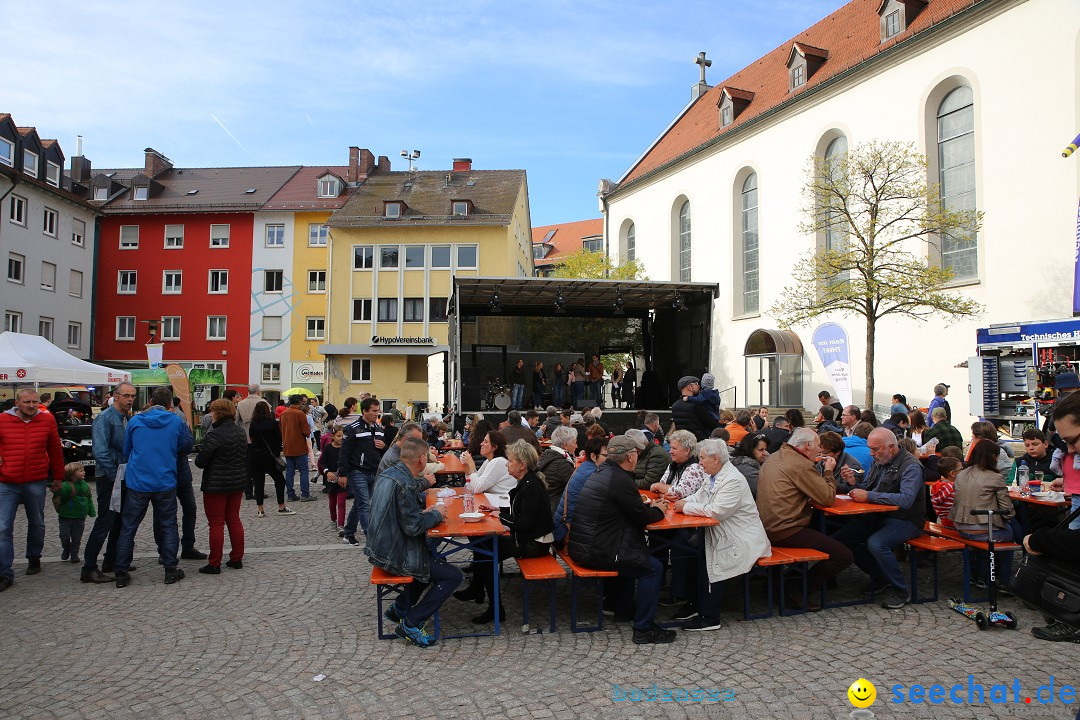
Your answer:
[1,466,1077,719]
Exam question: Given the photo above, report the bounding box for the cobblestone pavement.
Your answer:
[2,469,1078,719]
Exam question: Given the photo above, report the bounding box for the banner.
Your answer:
[165,363,192,428]
[146,343,164,369]
[1073,197,1080,315]
[812,322,852,408]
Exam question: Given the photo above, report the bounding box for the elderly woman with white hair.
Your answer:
[672,439,770,630]
[537,425,578,513]
[649,430,708,499]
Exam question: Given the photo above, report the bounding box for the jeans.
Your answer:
[553,383,565,408]
[176,458,197,551]
[202,491,244,567]
[772,527,854,593]
[833,516,921,593]
[617,555,664,631]
[83,475,123,572]
[285,455,310,499]
[400,555,464,626]
[591,380,604,407]
[511,384,525,410]
[344,469,374,538]
[0,480,48,579]
[1071,496,1080,531]
[58,517,86,559]
[532,383,545,408]
[115,488,179,574]
[572,381,585,408]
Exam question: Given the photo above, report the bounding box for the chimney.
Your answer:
[376,155,391,173]
[347,146,360,183]
[70,154,92,184]
[452,158,472,173]
[144,147,173,178]
[357,149,375,178]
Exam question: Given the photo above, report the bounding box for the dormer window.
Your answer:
[791,65,805,89]
[786,42,828,92]
[23,150,38,177]
[532,244,547,260]
[452,200,470,218]
[134,185,149,201]
[0,138,12,167]
[583,235,603,252]
[94,187,107,201]
[885,10,901,37]
[878,0,926,43]
[721,105,733,127]
[384,201,403,219]
[318,174,342,198]
[46,162,60,187]
[718,87,754,128]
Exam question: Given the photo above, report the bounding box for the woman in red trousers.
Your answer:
[194,399,247,573]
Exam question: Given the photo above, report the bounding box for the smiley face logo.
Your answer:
[847,678,876,708]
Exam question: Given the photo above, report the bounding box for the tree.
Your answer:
[770,140,982,409]
[551,248,648,281]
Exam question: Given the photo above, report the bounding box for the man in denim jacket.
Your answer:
[365,436,460,648]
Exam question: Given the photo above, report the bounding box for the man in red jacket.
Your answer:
[0,388,65,591]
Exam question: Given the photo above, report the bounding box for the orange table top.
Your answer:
[639,490,719,530]
[435,453,467,474]
[424,488,508,538]
[814,496,899,515]
[441,439,465,450]
[1008,488,1069,507]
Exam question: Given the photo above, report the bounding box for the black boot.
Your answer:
[453,574,485,604]
[471,604,506,624]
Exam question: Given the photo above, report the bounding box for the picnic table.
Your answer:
[1007,488,1069,508]
[639,490,718,625]
[441,438,465,451]
[811,494,899,608]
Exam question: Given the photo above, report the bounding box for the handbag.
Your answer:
[109,464,126,513]
[259,435,286,471]
[1009,503,1080,628]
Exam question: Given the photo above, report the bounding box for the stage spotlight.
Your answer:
[554,289,566,315]
[673,290,687,312]
[489,288,502,313]
[613,288,625,316]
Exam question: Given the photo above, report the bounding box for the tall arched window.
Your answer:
[936,86,977,280]
[626,222,636,262]
[678,202,691,281]
[823,136,847,253]
[741,174,759,313]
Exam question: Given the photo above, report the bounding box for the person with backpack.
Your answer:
[55,462,95,564]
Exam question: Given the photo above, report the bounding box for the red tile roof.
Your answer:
[263,165,353,211]
[532,218,604,268]
[620,0,980,186]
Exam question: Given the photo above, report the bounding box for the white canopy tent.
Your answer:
[0,332,130,386]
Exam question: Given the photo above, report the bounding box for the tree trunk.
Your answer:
[864,313,876,411]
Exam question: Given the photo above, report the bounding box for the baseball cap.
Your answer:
[607,435,638,454]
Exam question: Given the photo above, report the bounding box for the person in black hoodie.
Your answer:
[338,397,386,545]
[569,435,675,644]
[670,377,713,442]
[194,400,249,574]
[247,401,293,517]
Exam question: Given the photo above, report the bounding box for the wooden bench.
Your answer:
[905,534,965,603]
[555,548,618,632]
[517,554,567,634]
[742,551,797,620]
[771,548,829,615]
[924,522,1022,602]
[370,566,415,640]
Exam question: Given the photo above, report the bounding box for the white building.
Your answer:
[249,210,298,395]
[601,0,1080,420]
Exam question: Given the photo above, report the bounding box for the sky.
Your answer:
[2,0,844,226]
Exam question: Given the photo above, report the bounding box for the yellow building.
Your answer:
[322,159,531,413]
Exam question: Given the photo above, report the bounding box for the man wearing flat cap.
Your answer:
[670,376,713,441]
[926,383,951,427]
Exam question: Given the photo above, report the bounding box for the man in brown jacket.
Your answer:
[279,395,314,502]
[756,427,853,609]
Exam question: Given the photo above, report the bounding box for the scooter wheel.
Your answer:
[1004,611,1018,630]
[975,612,988,630]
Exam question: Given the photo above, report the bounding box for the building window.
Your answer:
[161,316,181,340]
[5,311,21,333]
[67,321,81,348]
[308,223,328,247]
[384,202,402,219]
[261,363,281,383]
[351,358,371,383]
[352,298,372,322]
[208,269,229,293]
[119,225,139,249]
[117,316,136,341]
[306,316,325,340]
[46,162,61,187]
[403,298,424,322]
[210,224,230,247]
[165,224,184,248]
[265,224,285,247]
[741,173,760,314]
[264,270,283,293]
[38,317,52,342]
[40,262,55,291]
[23,150,38,177]
[405,246,424,269]
[583,235,603,252]
[377,298,398,322]
[318,177,341,198]
[262,316,283,341]
[457,245,478,269]
[380,247,399,268]
[937,85,978,281]
[133,185,149,201]
[431,245,451,268]
[353,246,374,269]
[0,138,12,166]
[69,270,82,297]
[452,201,469,218]
[72,218,85,246]
[308,270,326,293]
[429,297,448,323]
[42,208,57,237]
[7,253,24,284]
[532,244,546,260]
[207,316,227,340]
[93,187,108,201]
[721,103,733,127]
[163,270,182,294]
[9,195,26,226]
[678,201,691,282]
[822,136,849,285]
[117,270,137,294]
[885,9,901,38]
[626,223,636,262]
[791,65,805,89]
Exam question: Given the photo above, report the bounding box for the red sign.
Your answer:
[16,368,26,379]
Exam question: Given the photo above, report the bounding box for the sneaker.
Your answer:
[114,571,131,588]
[0,575,12,592]
[198,564,220,574]
[673,602,699,621]
[61,549,70,561]
[164,567,186,585]
[180,548,208,560]
[256,511,266,518]
[337,527,345,538]
[682,616,723,631]
[1031,623,1080,643]
[300,496,316,503]
[861,579,890,596]
[25,558,41,575]
[343,535,360,547]
[395,621,436,648]
[384,602,404,624]
[70,556,80,564]
[632,624,677,644]
[225,560,243,570]
[880,588,910,609]
[278,507,296,515]
[287,494,299,503]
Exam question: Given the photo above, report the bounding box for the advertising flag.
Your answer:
[812,323,852,407]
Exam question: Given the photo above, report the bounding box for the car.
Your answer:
[49,399,95,468]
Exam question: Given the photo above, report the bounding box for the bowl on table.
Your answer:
[459,512,484,523]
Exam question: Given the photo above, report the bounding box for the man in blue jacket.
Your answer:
[338,397,385,546]
[113,386,194,588]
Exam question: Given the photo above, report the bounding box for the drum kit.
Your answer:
[484,380,511,411]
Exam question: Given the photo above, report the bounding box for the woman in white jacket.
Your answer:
[460,430,516,496]
[673,438,771,631]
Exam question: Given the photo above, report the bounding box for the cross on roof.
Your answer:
[695,51,712,84]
